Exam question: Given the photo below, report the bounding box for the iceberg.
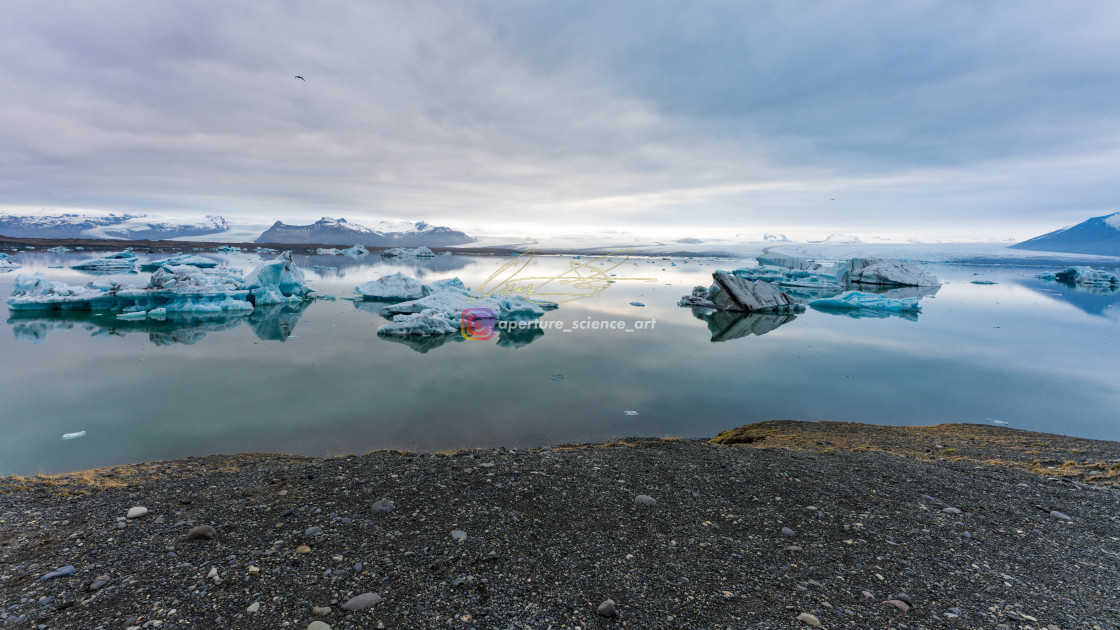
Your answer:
[809,291,922,318]
[0,252,8,259]
[1039,266,1120,286]
[377,309,460,337]
[47,246,70,253]
[355,272,426,301]
[102,250,137,260]
[315,247,341,255]
[381,246,435,258]
[138,254,219,271]
[241,251,314,305]
[731,256,939,291]
[342,244,369,256]
[846,258,940,287]
[0,259,20,271]
[9,252,312,313]
[70,257,138,272]
[678,272,802,312]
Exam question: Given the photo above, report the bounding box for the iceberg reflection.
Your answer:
[689,307,798,342]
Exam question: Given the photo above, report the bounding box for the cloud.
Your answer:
[1,1,1118,239]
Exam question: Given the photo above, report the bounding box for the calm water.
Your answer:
[1,249,1118,475]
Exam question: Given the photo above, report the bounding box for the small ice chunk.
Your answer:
[342,244,369,256]
[629,301,645,307]
[988,418,1009,426]
[624,410,639,416]
[116,311,149,320]
[377,310,458,337]
[62,431,86,440]
[381,246,435,257]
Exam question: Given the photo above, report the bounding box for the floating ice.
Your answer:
[0,259,20,271]
[679,272,802,313]
[47,246,70,253]
[623,410,639,416]
[630,302,645,307]
[138,255,219,271]
[102,250,137,260]
[733,256,939,290]
[377,309,459,337]
[342,244,369,256]
[988,418,1009,426]
[809,291,921,314]
[62,431,86,440]
[1038,266,1120,286]
[241,251,314,305]
[70,256,137,272]
[381,246,435,258]
[355,272,426,301]
[315,247,341,255]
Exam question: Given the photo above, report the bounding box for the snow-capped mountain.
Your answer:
[1011,212,1120,256]
[818,233,862,244]
[0,213,229,240]
[763,233,790,242]
[255,217,473,247]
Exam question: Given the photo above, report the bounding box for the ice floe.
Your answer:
[47,246,70,253]
[1038,266,1120,286]
[810,291,921,314]
[9,251,313,313]
[342,244,369,256]
[381,246,435,258]
[0,258,20,271]
[70,252,138,273]
[679,272,803,312]
[315,247,341,255]
[138,254,220,271]
[355,272,426,301]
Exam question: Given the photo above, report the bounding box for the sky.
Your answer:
[1,1,1119,242]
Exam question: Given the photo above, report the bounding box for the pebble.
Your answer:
[353,562,363,572]
[312,606,331,616]
[785,545,803,552]
[884,599,911,612]
[451,529,468,541]
[371,499,395,514]
[896,593,914,606]
[40,565,76,581]
[781,527,796,536]
[1050,510,1072,521]
[185,525,217,541]
[126,506,149,519]
[89,575,110,591]
[597,599,617,617]
[247,601,260,613]
[341,592,383,611]
[796,612,822,627]
[296,545,311,554]
[305,526,323,536]
[635,494,657,506]
[307,622,332,630]
[942,507,962,515]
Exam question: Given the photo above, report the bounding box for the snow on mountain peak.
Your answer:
[1104,212,1120,230]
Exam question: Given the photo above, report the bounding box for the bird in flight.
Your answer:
[294,75,305,81]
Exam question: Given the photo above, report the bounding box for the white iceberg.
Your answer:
[70,257,137,272]
[377,309,459,337]
[381,246,435,258]
[809,291,921,313]
[342,244,369,256]
[9,252,311,313]
[102,250,137,260]
[846,258,940,287]
[0,259,20,271]
[369,275,553,337]
[62,431,86,440]
[47,246,70,253]
[139,254,219,271]
[355,272,426,301]
[733,256,939,290]
[1039,266,1120,286]
[315,247,341,255]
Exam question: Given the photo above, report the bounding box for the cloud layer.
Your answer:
[2,1,1119,240]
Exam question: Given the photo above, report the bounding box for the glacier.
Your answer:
[678,272,803,313]
[732,255,940,291]
[8,252,314,313]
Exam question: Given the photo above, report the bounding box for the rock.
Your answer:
[312,606,331,616]
[185,525,217,541]
[305,526,323,536]
[353,562,363,572]
[796,612,822,627]
[88,575,110,591]
[247,601,260,613]
[341,592,383,611]
[861,590,873,598]
[451,529,468,541]
[942,507,962,515]
[596,599,617,617]
[1050,510,1072,521]
[785,545,803,552]
[371,499,395,514]
[896,593,914,606]
[126,506,149,519]
[634,494,657,506]
[307,622,332,630]
[884,599,911,612]
[296,545,311,554]
[781,527,796,536]
[40,565,76,581]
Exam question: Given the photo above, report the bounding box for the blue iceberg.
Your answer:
[809,291,922,318]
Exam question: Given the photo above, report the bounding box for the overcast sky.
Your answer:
[1,1,1118,241]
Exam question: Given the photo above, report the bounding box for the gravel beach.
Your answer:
[3,421,1119,629]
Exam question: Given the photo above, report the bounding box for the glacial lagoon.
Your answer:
[1,250,1118,475]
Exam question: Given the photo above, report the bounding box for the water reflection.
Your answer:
[7,302,309,345]
[690,308,798,341]
[1015,277,1120,319]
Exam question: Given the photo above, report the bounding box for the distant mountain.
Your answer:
[1011,212,1120,256]
[255,217,473,247]
[819,233,862,244]
[0,213,229,240]
[763,233,790,242]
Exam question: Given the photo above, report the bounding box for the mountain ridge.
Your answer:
[1011,212,1120,256]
